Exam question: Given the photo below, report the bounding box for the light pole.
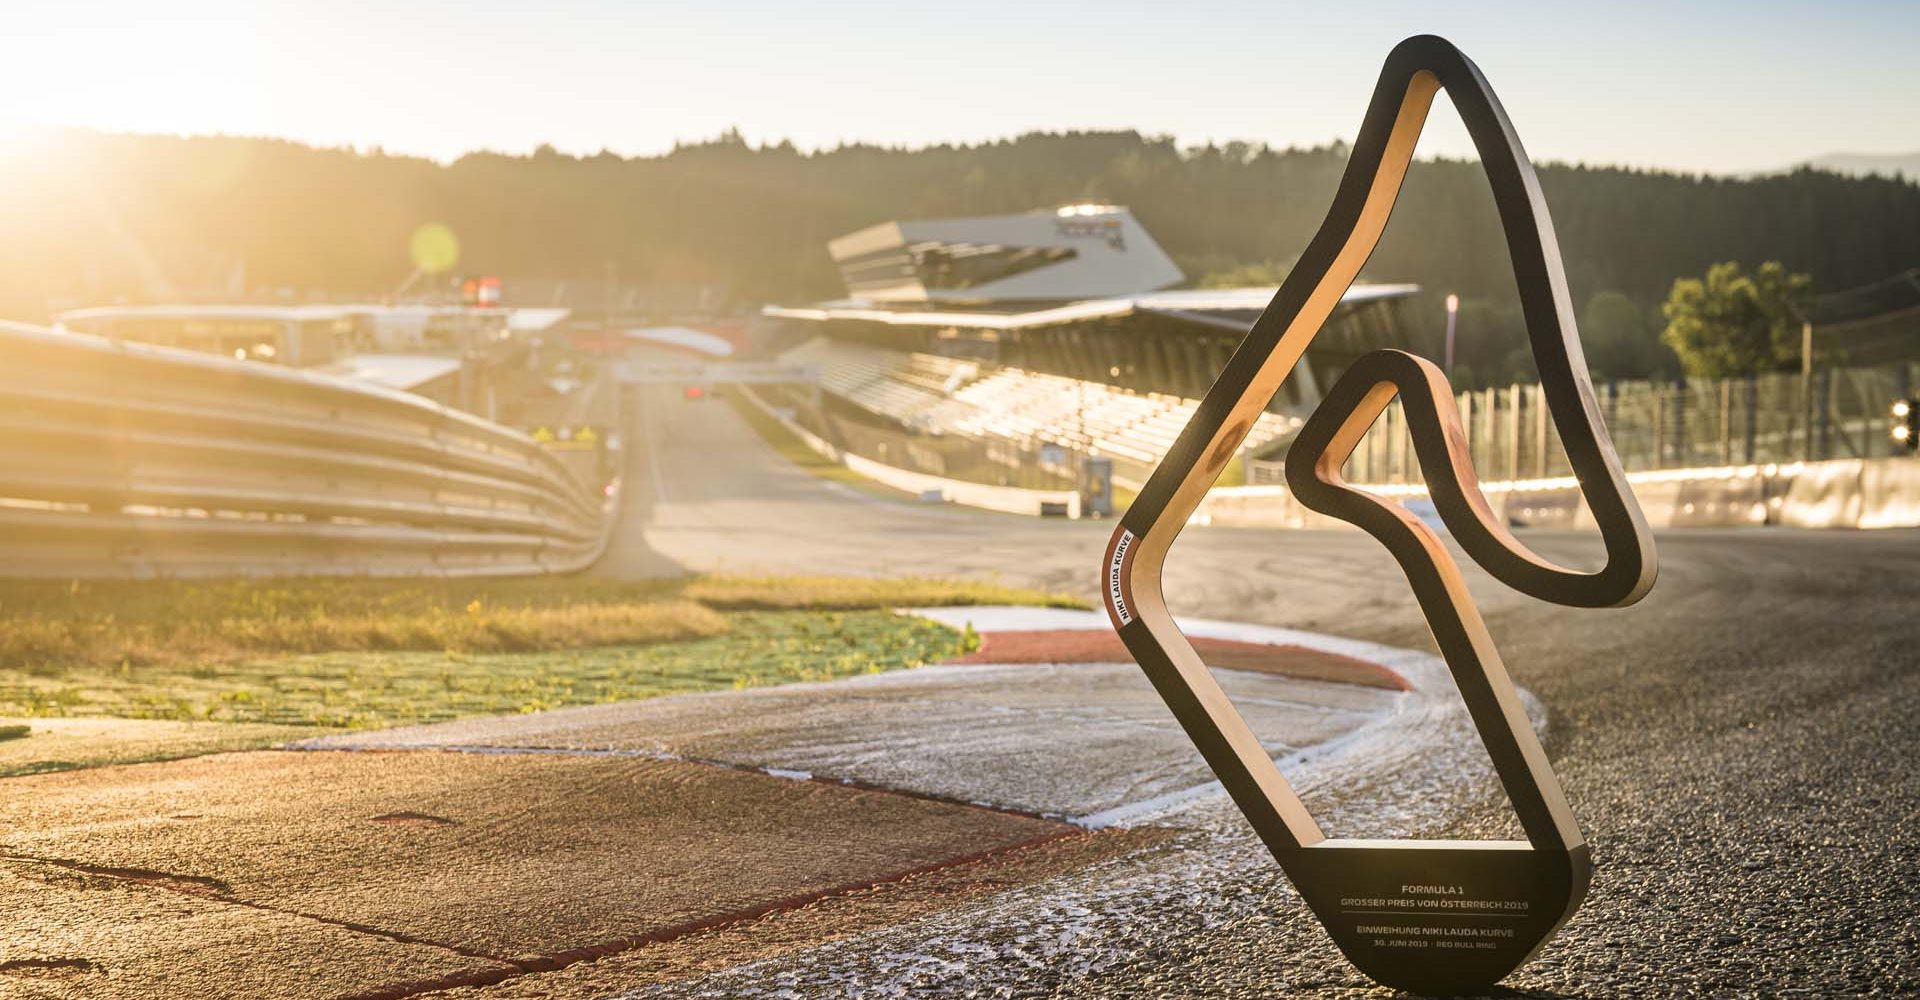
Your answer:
[1443,293,1459,379]
[1794,308,1814,461]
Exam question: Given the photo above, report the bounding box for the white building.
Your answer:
[827,205,1183,304]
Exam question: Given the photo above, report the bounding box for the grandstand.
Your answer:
[758,205,1415,492]
[776,337,1298,482]
[54,304,355,367]
[763,205,1420,409]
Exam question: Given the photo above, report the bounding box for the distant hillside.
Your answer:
[1803,152,1920,179]
[3,129,1919,384]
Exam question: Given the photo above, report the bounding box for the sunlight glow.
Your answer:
[0,126,72,176]
[409,223,461,274]
[0,2,1912,173]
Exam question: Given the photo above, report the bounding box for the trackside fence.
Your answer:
[0,321,618,578]
[1247,363,1920,488]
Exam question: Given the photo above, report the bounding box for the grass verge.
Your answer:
[0,574,1080,732]
[0,610,967,729]
[684,575,1081,612]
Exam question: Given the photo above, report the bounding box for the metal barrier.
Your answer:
[0,322,618,578]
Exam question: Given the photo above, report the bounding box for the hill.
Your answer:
[3,128,1918,382]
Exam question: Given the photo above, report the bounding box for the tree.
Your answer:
[1581,289,1673,379]
[7,130,1919,326]
[1660,262,1812,377]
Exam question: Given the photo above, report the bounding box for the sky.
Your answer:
[2,0,1915,175]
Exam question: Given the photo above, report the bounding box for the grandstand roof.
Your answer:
[626,326,735,357]
[318,353,463,392]
[57,304,355,325]
[58,303,571,330]
[762,283,1420,332]
[826,206,1183,304]
[507,307,573,332]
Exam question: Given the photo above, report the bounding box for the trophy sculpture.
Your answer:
[1102,35,1657,995]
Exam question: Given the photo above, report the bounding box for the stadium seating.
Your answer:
[779,337,1300,475]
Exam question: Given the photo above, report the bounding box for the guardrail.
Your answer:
[0,321,619,578]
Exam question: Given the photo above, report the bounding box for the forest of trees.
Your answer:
[3,128,1917,384]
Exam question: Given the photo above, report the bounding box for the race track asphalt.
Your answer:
[598,386,1920,999]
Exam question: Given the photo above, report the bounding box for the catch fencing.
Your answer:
[0,321,618,578]
[1248,364,1920,487]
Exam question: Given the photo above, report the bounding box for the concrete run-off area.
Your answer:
[18,386,1912,997]
[2,745,1073,998]
[300,608,1415,824]
[0,608,1461,999]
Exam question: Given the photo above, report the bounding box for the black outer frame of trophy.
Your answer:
[1100,35,1658,995]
